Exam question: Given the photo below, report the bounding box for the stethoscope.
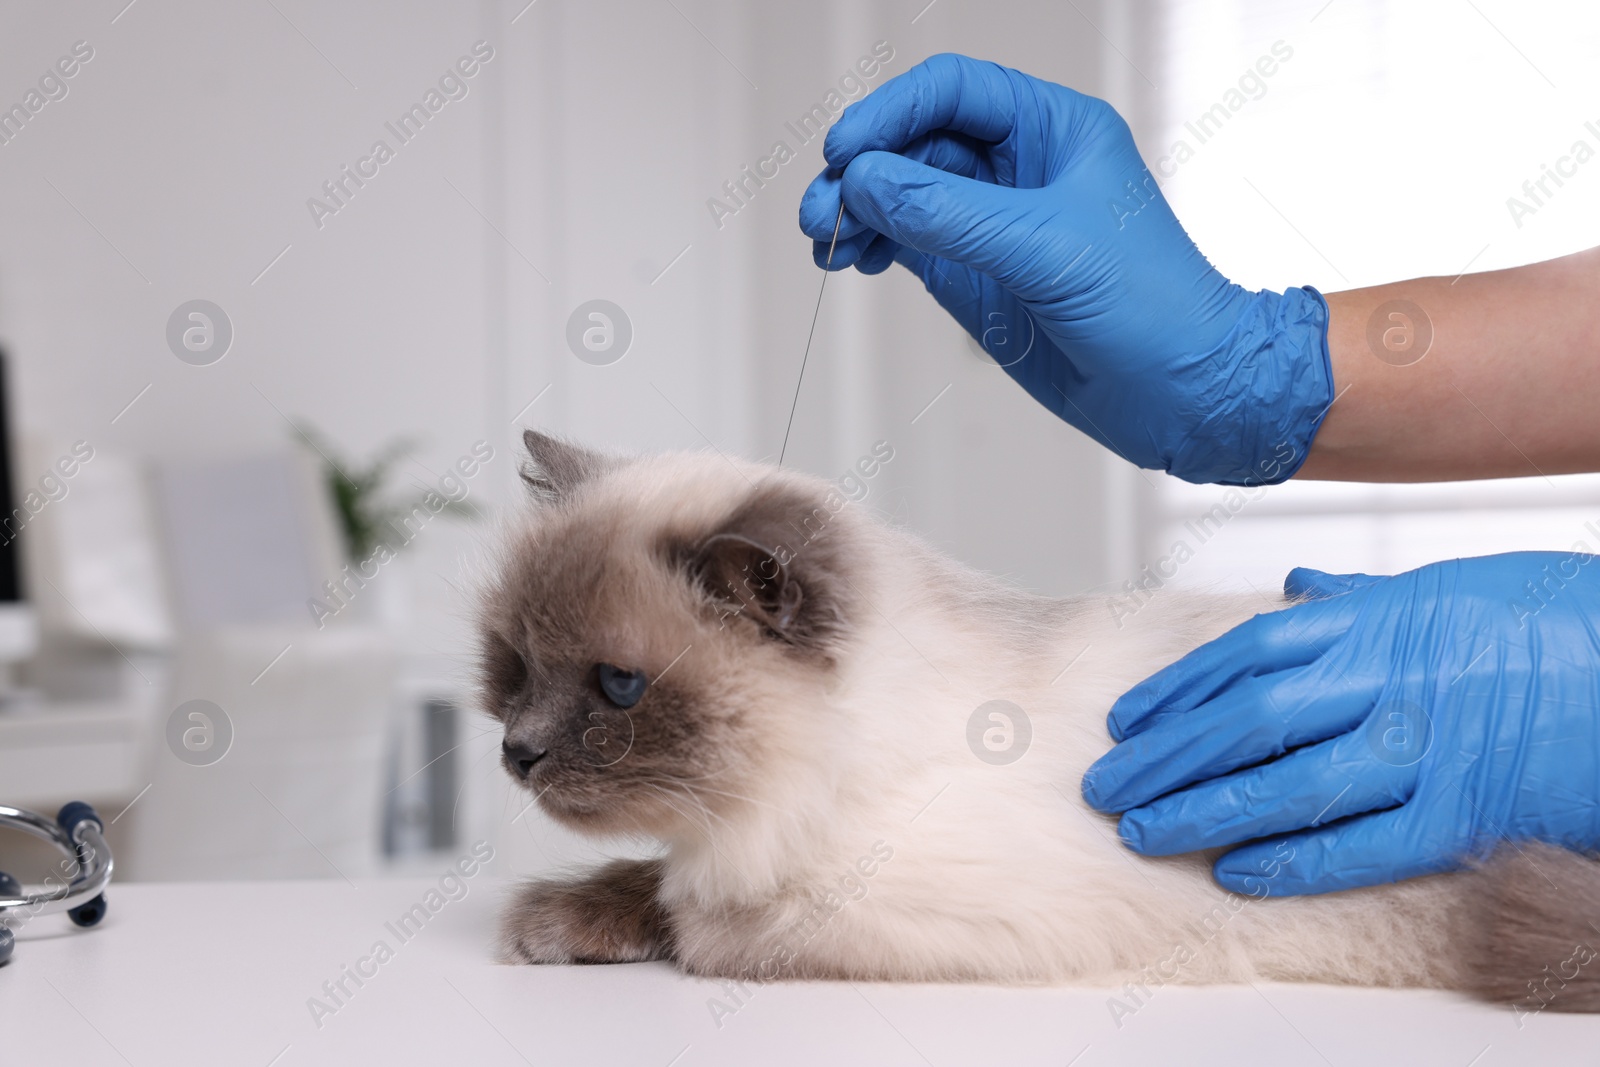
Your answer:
[0,802,112,965]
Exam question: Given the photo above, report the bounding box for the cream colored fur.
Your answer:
[507,447,1466,990]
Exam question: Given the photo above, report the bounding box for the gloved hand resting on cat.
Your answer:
[1082,552,1600,896]
[797,52,1334,486]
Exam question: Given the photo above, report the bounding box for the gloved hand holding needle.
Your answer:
[798,53,1332,487]
[800,52,1600,896]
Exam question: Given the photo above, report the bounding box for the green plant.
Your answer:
[295,425,476,562]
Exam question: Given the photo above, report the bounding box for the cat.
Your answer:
[476,430,1600,1014]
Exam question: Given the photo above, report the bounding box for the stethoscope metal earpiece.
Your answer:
[0,801,114,965]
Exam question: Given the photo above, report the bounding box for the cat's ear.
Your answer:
[685,483,852,659]
[521,430,609,502]
[693,533,805,636]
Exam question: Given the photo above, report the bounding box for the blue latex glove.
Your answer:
[1081,552,1600,896]
[797,53,1334,486]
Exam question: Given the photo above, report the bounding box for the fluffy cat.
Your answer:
[476,430,1600,1013]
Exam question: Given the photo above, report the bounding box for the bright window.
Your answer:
[1141,0,1600,593]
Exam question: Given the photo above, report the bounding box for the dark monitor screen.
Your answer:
[0,350,23,604]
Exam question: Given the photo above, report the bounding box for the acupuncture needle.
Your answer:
[778,202,846,467]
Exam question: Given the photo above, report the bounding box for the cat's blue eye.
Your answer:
[597,663,648,709]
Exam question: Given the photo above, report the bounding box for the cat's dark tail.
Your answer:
[1460,842,1600,1015]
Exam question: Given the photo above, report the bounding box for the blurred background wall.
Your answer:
[0,0,1595,883]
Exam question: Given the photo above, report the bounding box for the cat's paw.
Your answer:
[498,859,673,965]
[498,880,607,964]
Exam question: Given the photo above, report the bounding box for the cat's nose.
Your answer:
[502,740,548,779]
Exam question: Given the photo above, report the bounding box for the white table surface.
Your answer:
[0,879,1594,1066]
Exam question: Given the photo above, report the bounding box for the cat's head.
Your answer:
[477,430,864,838]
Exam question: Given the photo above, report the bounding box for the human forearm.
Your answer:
[1298,247,1600,481]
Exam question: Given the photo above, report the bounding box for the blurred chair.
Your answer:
[118,447,396,881]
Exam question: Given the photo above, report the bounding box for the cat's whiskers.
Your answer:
[456,738,507,832]
[665,783,739,839]
[639,782,722,844]
[638,780,736,842]
[666,780,784,814]
[632,773,779,829]
[650,762,744,787]
[639,783,765,895]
